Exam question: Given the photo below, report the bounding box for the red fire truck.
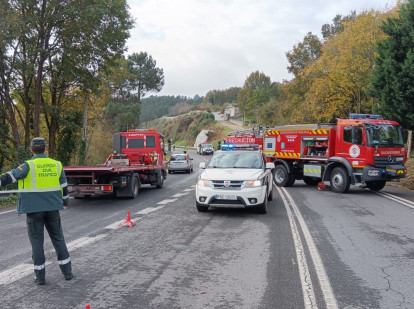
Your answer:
[64,129,167,198]
[225,114,407,193]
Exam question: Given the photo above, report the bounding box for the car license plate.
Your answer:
[215,194,237,200]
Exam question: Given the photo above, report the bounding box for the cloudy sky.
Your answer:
[126,0,397,98]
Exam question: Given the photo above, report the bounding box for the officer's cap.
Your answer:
[30,137,47,148]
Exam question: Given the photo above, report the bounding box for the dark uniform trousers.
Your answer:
[26,210,72,280]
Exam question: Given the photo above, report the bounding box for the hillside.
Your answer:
[141,111,235,149]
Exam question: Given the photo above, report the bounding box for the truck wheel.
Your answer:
[366,180,386,191]
[286,175,296,187]
[196,202,209,212]
[274,165,289,187]
[131,177,140,198]
[156,171,164,189]
[303,176,320,186]
[257,190,268,214]
[330,167,350,193]
[274,165,295,187]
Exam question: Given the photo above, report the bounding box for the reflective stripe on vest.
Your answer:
[18,158,62,193]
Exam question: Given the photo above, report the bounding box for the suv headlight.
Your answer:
[197,179,211,187]
[245,180,262,187]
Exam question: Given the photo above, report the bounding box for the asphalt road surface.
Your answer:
[0,150,413,309]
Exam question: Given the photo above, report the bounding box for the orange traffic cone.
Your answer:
[317,181,326,191]
[118,210,136,228]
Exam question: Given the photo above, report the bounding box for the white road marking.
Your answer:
[0,263,51,286]
[136,207,162,215]
[157,198,177,205]
[183,188,194,192]
[375,191,414,209]
[277,185,338,309]
[67,234,108,251]
[171,193,188,197]
[0,209,16,215]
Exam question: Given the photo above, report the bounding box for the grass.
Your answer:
[0,194,18,209]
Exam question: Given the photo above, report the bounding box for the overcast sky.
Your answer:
[126,0,398,98]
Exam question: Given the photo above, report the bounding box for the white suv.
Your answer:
[195,150,275,213]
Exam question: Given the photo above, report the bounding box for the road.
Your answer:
[0,150,413,309]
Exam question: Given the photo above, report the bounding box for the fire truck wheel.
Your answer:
[257,190,268,214]
[274,165,289,187]
[365,180,386,191]
[286,175,296,187]
[330,167,350,193]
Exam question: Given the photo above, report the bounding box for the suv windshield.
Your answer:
[364,122,404,147]
[207,152,263,169]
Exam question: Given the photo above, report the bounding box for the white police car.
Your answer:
[195,145,275,214]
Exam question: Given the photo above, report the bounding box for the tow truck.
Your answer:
[64,129,167,198]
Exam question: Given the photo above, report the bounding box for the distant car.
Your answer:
[197,143,214,155]
[195,149,275,213]
[168,153,193,174]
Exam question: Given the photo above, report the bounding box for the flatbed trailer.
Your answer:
[64,129,167,198]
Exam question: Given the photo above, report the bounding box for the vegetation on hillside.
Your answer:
[142,112,217,147]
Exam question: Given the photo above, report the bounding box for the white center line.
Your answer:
[277,185,338,309]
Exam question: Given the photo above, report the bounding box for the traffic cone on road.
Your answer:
[317,181,326,191]
[118,210,136,228]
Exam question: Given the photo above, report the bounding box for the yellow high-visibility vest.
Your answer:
[18,158,62,193]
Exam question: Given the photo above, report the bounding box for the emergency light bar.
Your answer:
[221,143,260,150]
[349,113,381,119]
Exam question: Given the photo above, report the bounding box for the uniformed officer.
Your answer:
[0,137,73,285]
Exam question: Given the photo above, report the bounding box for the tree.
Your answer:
[370,1,414,130]
[303,10,388,122]
[126,52,164,104]
[0,0,133,160]
[286,32,322,77]
[321,12,357,40]
[237,71,272,124]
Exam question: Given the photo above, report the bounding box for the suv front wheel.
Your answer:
[257,190,268,214]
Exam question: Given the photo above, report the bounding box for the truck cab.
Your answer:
[331,114,407,191]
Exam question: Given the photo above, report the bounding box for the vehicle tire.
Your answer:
[365,180,386,191]
[196,202,209,212]
[257,190,268,214]
[156,171,164,189]
[330,167,350,193]
[286,175,296,187]
[274,165,289,187]
[131,177,140,198]
[268,184,273,201]
[303,176,320,186]
[168,170,171,174]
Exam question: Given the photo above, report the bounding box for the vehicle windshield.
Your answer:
[207,152,263,169]
[171,155,187,161]
[364,123,404,147]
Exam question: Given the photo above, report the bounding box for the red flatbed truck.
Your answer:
[64,129,167,198]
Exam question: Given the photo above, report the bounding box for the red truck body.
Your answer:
[64,129,167,198]
[225,115,407,193]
